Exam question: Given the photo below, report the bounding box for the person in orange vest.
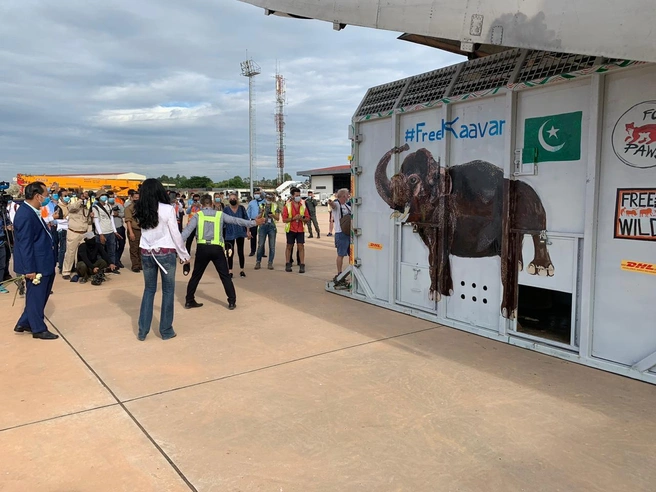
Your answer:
[282,187,310,273]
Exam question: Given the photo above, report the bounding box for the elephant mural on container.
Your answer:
[375,144,554,318]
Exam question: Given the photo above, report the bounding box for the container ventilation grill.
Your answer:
[517,51,597,82]
[450,49,521,97]
[356,80,407,117]
[399,65,458,107]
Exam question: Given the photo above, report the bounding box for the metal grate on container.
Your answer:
[356,79,407,117]
[517,51,597,82]
[450,49,521,97]
[399,64,458,107]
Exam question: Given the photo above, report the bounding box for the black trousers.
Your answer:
[116,226,126,265]
[186,244,236,304]
[249,226,258,254]
[185,230,196,255]
[225,237,245,270]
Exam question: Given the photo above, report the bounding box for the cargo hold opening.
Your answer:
[517,285,572,345]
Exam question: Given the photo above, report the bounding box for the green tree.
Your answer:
[283,173,292,182]
[182,176,214,189]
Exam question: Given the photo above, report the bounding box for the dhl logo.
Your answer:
[368,242,383,251]
[621,260,656,275]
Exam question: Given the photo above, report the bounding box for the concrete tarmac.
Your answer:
[1,210,656,491]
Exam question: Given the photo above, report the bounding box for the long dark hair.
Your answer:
[135,179,170,230]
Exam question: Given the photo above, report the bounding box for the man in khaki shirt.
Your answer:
[123,191,142,272]
[61,192,93,280]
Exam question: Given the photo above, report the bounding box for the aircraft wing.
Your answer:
[238,0,656,63]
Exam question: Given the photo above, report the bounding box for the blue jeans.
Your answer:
[97,233,116,266]
[138,253,177,340]
[256,223,276,263]
[57,230,67,271]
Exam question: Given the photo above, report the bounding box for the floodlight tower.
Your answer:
[274,68,286,185]
[240,57,261,196]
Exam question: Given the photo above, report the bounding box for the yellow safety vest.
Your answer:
[285,202,306,233]
[196,211,225,247]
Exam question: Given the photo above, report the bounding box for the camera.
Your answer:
[0,181,11,208]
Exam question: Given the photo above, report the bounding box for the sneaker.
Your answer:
[285,262,292,272]
[299,264,306,274]
[267,263,274,270]
[254,262,261,270]
[0,285,9,294]
[327,233,333,237]
[70,275,79,283]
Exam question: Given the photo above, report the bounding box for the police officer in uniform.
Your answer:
[181,194,264,310]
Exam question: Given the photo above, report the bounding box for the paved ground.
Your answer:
[1,209,656,491]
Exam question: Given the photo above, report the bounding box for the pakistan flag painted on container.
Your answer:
[523,111,583,163]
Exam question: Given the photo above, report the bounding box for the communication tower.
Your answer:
[240,56,261,196]
[274,67,286,185]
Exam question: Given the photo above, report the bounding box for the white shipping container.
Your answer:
[333,52,656,384]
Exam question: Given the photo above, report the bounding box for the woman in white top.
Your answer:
[134,179,190,341]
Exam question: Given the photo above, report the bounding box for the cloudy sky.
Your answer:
[0,0,463,182]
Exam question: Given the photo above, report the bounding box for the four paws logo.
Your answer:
[612,101,656,169]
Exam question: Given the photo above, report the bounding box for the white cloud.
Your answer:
[92,103,221,127]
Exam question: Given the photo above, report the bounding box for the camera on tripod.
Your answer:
[0,181,11,208]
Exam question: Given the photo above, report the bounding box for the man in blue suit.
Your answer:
[13,181,59,340]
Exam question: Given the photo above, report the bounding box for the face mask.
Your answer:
[63,197,71,204]
[52,194,59,201]
[193,198,199,202]
[40,196,51,207]
[215,198,221,203]
[100,196,108,203]
[108,198,115,204]
[294,196,302,203]
[229,199,237,206]
[254,194,260,200]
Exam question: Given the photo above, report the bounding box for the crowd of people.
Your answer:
[1,180,353,341]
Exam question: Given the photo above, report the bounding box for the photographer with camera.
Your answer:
[75,231,116,284]
[53,189,70,274]
[61,189,93,280]
[92,189,122,273]
[107,190,126,269]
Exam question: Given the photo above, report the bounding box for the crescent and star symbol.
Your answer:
[538,120,565,153]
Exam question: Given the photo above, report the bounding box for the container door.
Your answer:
[355,117,394,302]
[510,80,589,349]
